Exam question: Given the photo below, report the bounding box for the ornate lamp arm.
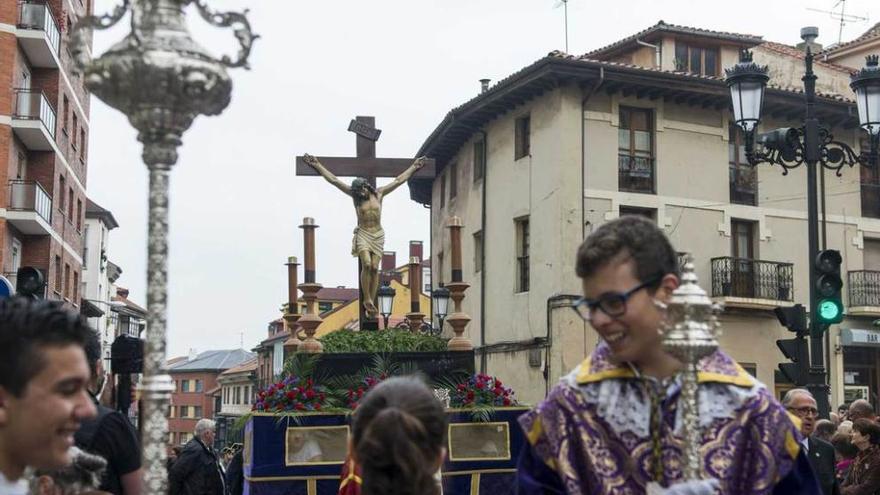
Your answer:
[69,0,131,74]
[194,1,259,69]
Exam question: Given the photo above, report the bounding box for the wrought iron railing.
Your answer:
[517,255,530,292]
[17,0,61,55]
[13,89,57,139]
[848,270,880,307]
[861,183,880,219]
[618,155,655,193]
[8,180,52,224]
[730,164,757,206]
[711,257,794,301]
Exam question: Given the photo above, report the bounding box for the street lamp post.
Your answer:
[377,283,396,330]
[432,286,450,335]
[725,40,880,418]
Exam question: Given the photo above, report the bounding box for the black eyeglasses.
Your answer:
[787,406,819,418]
[572,276,662,322]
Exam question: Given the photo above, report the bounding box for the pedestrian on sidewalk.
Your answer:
[168,419,225,495]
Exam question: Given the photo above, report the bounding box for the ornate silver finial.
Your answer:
[661,254,722,481]
[68,2,257,494]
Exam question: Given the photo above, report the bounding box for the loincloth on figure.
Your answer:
[351,226,385,259]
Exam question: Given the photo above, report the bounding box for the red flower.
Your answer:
[305,389,316,399]
[295,402,305,411]
[476,381,484,390]
[503,398,511,406]
[495,379,502,387]
[315,403,322,411]
[467,391,475,400]
[286,391,296,400]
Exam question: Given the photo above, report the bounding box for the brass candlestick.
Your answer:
[298,218,323,353]
[445,217,473,351]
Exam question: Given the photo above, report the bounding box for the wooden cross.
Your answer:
[294,116,435,330]
[295,116,435,187]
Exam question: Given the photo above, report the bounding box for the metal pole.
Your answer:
[802,49,831,418]
[141,164,175,494]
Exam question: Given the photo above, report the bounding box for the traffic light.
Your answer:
[776,337,810,385]
[773,304,807,335]
[775,304,809,385]
[15,267,45,299]
[758,128,800,162]
[815,250,844,325]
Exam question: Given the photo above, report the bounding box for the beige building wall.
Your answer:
[428,37,880,406]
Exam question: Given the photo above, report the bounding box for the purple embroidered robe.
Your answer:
[517,344,808,494]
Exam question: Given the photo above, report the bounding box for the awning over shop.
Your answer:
[841,328,880,348]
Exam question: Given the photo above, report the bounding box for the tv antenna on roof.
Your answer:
[553,0,570,53]
[807,0,869,45]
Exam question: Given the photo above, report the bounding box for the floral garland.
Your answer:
[253,375,327,412]
[450,374,515,408]
[345,373,387,409]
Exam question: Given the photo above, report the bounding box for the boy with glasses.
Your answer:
[516,216,819,494]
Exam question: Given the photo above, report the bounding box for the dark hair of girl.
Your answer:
[352,377,447,495]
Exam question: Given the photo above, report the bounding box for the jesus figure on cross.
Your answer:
[302,153,427,319]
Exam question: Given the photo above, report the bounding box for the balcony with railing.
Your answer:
[711,257,794,309]
[6,180,53,235]
[16,0,60,68]
[848,270,880,315]
[12,89,57,151]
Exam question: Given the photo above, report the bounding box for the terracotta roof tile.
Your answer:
[220,357,258,375]
[759,41,855,74]
[584,20,762,59]
[315,287,359,301]
[822,21,880,55]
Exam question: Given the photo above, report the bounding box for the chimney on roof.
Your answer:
[409,241,423,261]
[116,287,129,299]
[480,78,491,93]
[796,26,822,53]
[188,348,197,361]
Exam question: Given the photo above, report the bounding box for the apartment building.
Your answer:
[0,0,93,305]
[409,21,880,406]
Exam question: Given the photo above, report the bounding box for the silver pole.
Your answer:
[69,2,257,492]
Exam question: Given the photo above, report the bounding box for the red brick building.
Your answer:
[0,0,93,302]
[167,349,254,447]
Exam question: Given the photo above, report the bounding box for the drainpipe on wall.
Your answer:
[546,294,581,396]
[478,129,488,373]
[581,67,605,240]
[636,39,661,69]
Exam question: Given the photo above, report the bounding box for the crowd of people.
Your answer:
[4,217,880,495]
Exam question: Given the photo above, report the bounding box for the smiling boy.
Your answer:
[516,216,820,494]
[0,298,97,493]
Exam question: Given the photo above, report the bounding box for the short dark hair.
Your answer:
[853,418,880,445]
[814,419,835,439]
[0,297,94,397]
[831,433,859,459]
[576,216,679,287]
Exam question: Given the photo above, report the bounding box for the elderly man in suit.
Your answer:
[783,389,839,495]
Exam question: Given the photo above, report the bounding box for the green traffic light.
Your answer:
[818,299,842,322]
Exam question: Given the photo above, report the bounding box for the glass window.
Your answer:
[181,380,190,393]
[195,380,203,392]
[618,106,655,194]
[473,139,485,182]
[515,115,530,159]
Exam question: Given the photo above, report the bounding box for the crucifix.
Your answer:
[296,116,435,330]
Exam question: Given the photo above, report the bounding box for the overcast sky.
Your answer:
[87,0,878,357]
